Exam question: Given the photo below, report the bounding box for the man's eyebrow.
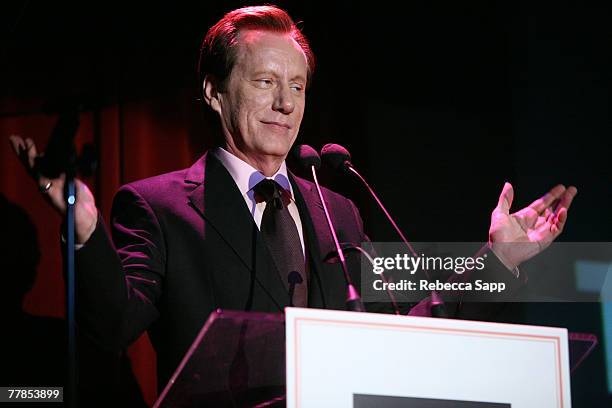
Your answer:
[290,74,306,84]
[249,71,306,84]
[251,70,276,77]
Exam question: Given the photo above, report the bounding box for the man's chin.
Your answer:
[257,142,294,159]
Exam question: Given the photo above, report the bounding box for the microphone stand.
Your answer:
[64,161,78,408]
[343,161,447,317]
[310,166,365,312]
[338,243,401,315]
[37,109,84,407]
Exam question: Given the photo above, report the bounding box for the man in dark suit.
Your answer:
[9,4,576,393]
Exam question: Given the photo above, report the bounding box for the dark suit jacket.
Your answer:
[74,151,523,390]
[75,151,371,388]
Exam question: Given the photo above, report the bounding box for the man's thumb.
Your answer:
[497,182,514,214]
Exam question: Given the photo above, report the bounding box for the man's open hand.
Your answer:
[489,182,577,269]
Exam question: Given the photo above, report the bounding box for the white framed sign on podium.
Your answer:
[286,308,571,408]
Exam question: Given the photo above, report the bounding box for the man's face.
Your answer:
[211,30,308,164]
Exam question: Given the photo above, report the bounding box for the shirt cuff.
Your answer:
[487,242,520,278]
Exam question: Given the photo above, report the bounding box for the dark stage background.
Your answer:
[1,1,610,406]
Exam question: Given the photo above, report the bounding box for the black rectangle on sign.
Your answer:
[354,394,510,408]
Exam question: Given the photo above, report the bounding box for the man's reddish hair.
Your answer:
[197,5,315,92]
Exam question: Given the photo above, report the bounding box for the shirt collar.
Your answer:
[212,147,294,199]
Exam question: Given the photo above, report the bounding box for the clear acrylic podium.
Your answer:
[154,309,597,408]
[154,310,286,408]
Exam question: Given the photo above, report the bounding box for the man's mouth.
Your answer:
[261,121,291,129]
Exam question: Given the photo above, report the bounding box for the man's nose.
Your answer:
[272,85,295,114]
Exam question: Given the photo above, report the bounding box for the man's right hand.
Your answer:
[9,135,98,244]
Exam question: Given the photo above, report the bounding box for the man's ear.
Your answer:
[203,75,222,114]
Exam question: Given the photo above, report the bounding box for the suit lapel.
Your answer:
[186,152,289,310]
[290,174,345,309]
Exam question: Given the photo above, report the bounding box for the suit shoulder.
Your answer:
[116,168,189,204]
[291,174,354,206]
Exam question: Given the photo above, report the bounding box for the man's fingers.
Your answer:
[557,207,568,225]
[543,207,554,224]
[555,186,577,213]
[9,135,38,167]
[23,138,39,168]
[550,187,575,235]
[496,182,514,214]
[9,135,40,179]
[8,135,29,162]
[550,207,568,235]
[8,135,26,154]
[38,176,53,192]
[528,184,566,214]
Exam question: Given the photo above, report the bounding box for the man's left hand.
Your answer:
[489,182,577,270]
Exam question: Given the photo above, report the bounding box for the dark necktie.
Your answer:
[254,179,307,307]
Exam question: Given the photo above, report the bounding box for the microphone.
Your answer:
[321,143,447,317]
[292,144,365,312]
[292,144,321,170]
[35,109,80,179]
[319,143,351,173]
[33,108,98,179]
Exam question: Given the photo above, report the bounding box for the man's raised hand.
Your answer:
[489,182,577,270]
[9,135,98,244]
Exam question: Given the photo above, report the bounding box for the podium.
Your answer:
[154,308,595,408]
[154,310,286,407]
